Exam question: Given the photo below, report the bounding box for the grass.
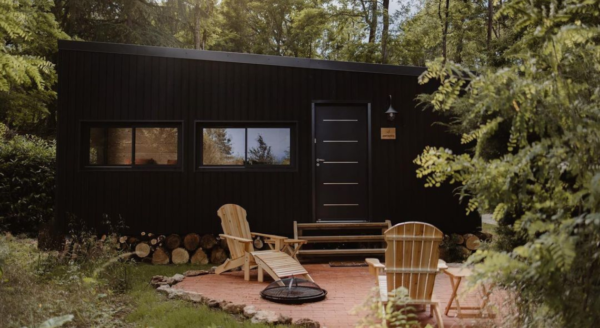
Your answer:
[126,264,295,328]
[0,234,295,328]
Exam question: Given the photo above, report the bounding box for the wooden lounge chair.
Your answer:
[366,222,445,328]
[215,204,312,283]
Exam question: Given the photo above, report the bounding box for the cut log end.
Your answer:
[210,246,227,264]
[165,234,182,250]
[172,247,190,264]
[183,233,201,251]
[135,242,151,258]
[190,248,209,265]
[464,233,481,250]
[200,234,218,250]
[152,247,170,265]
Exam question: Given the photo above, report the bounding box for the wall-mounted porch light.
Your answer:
[385,95,398,122]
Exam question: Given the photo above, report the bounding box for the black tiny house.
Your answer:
[56,40,479,236]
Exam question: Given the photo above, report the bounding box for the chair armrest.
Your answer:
[366,258,385,277]
[284,238,307,244]
[437,259,448,271]
[219,234,253,243]
[251,232,287,240]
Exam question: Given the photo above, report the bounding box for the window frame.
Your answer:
[80,120,184,171]
[195,121,298,172]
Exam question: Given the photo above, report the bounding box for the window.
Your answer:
[83,122,181,169]
[198,122,296,170]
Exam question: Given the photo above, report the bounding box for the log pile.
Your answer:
[117,232,226,265]
[440,232,493,261]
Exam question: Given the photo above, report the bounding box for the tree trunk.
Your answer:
[200,234,218,250]
[184,233,201,251]
[193,4,201,50]
[381,0,390,64]
[210,246,227,264]
[191,248,209,265]
[152,247,170,265]
[439,0,451,61]
[172,247,190,264]
[368,0,378,44]
[487,0,493,52]
[165,234,182,250]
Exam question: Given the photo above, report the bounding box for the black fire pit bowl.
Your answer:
[260,277,327,304]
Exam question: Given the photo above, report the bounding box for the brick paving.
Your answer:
[175,264,498,328]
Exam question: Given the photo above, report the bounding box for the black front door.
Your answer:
[313,103,371,221]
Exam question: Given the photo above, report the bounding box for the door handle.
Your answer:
[316,158,325,162]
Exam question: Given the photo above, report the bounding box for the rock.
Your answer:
[222,302,245,315]
[183,270,210,277]
[183,291,206,303]
[243,305,258,318]
[251,310,292,325]
[150,275,170,288]
[172,274,185,283]
[294,318,321,328]
[206,299,220,308]
[156,285,171,295]
[167,288,187,300]
[209,266,217,274]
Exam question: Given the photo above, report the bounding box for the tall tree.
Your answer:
[52,0,179,47]
[381,0,390,63]
[0,0,68,134]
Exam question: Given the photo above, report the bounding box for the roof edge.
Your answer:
[58,40,426,77]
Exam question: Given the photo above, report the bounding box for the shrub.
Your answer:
[354,287,433,328]
[413,0,600,325]
[0,123,55,234]
[0,229,133,328]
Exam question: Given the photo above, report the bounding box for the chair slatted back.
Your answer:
[217,204,254,259]
[384,222,443,301]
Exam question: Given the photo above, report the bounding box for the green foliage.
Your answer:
[0,0,68,132]
[354,286,433,328]
[0,123,55,234]
[52,0,178,47]
[0,232,131,328]
[414,0,600,326]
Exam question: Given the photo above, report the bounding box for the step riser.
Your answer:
[294,221,390,258]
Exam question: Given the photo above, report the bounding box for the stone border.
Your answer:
[151,271,320,328]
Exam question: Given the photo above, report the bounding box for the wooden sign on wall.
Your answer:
[381,128,396,140]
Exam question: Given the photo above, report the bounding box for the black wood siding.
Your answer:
[57,47,480,236]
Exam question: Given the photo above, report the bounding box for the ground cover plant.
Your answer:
[0,232,296,328]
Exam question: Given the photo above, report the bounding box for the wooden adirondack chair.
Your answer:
[215,204,312,283]
[366,222,445,328]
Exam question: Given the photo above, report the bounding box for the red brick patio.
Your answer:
[175,264,499,328]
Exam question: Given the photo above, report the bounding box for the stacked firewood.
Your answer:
[118,232,228,265]
[439,232,493,261]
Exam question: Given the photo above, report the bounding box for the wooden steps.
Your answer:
[299,248,386,255]
[301,235,384,243]
[294,221,391,258]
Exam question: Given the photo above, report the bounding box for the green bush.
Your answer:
[413,0,600,325]
[0,123,55,234]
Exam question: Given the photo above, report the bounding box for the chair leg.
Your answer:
[432,303,444,328]
[244,254,250,281]
[258,266,264,282]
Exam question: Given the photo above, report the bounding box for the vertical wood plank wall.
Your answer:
[56,49,480,235]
